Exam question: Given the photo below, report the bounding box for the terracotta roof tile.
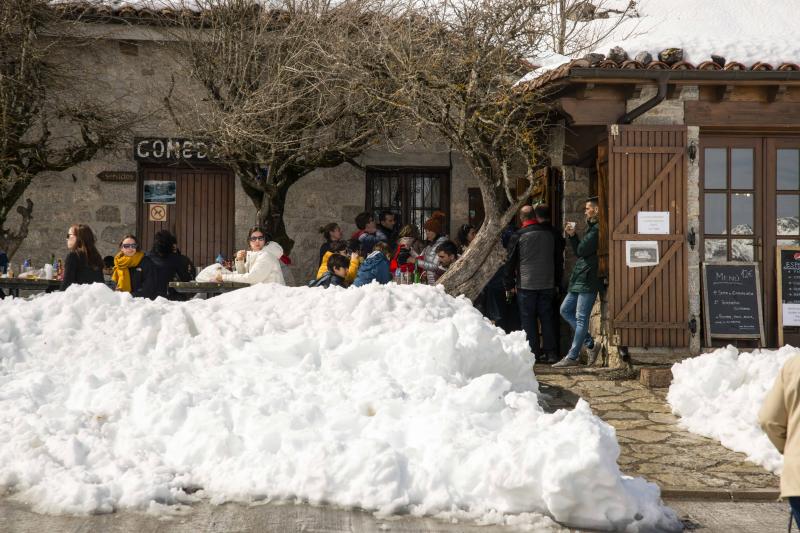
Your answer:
[521,56,800,91]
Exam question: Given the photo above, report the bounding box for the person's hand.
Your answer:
[214,272,223,283]
[405,256,416,264]
[564,223,576,237]
[236,250,246,261]
[350,252,359,262]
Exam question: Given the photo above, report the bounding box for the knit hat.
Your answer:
[423,211,447,235]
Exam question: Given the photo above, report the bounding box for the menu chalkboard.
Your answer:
[702,263,765,346]
[777,246,800,345]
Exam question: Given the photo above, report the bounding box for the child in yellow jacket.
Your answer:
[316,241,361,285]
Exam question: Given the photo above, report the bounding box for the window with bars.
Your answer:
[365,167,450,233]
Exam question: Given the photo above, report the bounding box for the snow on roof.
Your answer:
[522,0,800,87]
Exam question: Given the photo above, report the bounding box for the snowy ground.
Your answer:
[0,284,679,531]
[668,346,800,474]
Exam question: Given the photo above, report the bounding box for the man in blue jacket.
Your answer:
[553,197,603,368]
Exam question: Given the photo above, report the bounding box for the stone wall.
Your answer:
[283,143,481,285]
[9,30,477,282]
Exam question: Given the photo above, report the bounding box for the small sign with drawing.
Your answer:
[149,204,167,223]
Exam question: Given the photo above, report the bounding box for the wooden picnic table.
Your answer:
[0,278,61,297]
[169,281,250,297]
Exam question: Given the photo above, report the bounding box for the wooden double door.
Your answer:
[701,136,800,347]
[137,165,236,268]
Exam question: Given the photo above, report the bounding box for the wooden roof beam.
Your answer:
[715,84,734,101]
[768,84,789,102]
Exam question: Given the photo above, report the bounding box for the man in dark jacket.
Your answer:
[553,197,603,368]
[504,205,561,363]
[147,231,193,300]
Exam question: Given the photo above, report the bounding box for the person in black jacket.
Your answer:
[147,230,193,300]
[504,205,562,363]
[61,224,105,291]
[112,234,158,299]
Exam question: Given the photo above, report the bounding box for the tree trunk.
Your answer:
[254,182,295,256]
[0,199,33,260]
[438,178,510,300]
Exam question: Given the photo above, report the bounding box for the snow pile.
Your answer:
[0,283,679,531]
[524,0,800,83]
[668,345,800,474]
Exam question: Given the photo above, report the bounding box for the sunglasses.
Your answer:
[249,235,266,241]
[121,244,137,249]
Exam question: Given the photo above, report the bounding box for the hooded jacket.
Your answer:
[353,250,392,287]
[222,241,285,285]
[567,219,602,293]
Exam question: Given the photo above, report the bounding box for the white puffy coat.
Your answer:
[222,241,285,285]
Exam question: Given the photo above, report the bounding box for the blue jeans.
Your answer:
[517,288,556,356]
[790,497,800,529]
[560,291,597,361]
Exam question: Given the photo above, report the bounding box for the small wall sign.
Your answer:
[134,138,210,163]
[636,211,670,234]
[143,180,177,204]
[149,204,167,222]
[98,171,136,182]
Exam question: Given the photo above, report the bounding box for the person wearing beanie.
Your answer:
[414,211,449,285]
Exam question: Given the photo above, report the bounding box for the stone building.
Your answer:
[526,50,800,361]
[11,5,481,285]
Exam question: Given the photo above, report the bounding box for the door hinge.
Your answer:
[688,317,697,336]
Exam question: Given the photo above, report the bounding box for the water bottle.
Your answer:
[216,252,224,265]
[394,268,402,285]
[22,258,30,273]
[52,255,58,272]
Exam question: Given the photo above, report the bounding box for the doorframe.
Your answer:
[699,133,800,347]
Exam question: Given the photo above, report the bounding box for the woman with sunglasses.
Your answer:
[214,226,285,285]
[112,234,157,298]
[61,224,105,291]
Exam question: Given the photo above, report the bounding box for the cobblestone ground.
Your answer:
[535,366,780,491]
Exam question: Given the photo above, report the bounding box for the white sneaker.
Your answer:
[586,343,602,366]
[552,357,579,368]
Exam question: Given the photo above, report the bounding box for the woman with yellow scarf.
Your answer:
[112,234,156,298]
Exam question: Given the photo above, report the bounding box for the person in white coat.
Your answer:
[214,226,285,285]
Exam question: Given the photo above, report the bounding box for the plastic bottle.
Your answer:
[413,268,420,284]
[22,258,30,273]
[394,268,402,285]
[52,255,58,272]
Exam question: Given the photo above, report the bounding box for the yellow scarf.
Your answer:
[112,251,144,292]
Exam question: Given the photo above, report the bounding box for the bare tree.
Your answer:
[0,1,134,258]
[340,0,553,299]
[165,0,397,254]
[540,0,638,57]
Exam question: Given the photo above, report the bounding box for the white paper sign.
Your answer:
[626,241,659,268]
[783,303,800,327]
[637,211,670,234]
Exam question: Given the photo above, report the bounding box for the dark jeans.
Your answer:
[790,497,800,529]
[517,288,556,356]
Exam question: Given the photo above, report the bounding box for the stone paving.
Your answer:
[535,366,780,492]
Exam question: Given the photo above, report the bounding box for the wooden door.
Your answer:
[766,138,800,346]
[608,125,690,348]
[138,166,236,267]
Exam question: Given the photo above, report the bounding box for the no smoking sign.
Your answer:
[149,204,167,222]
